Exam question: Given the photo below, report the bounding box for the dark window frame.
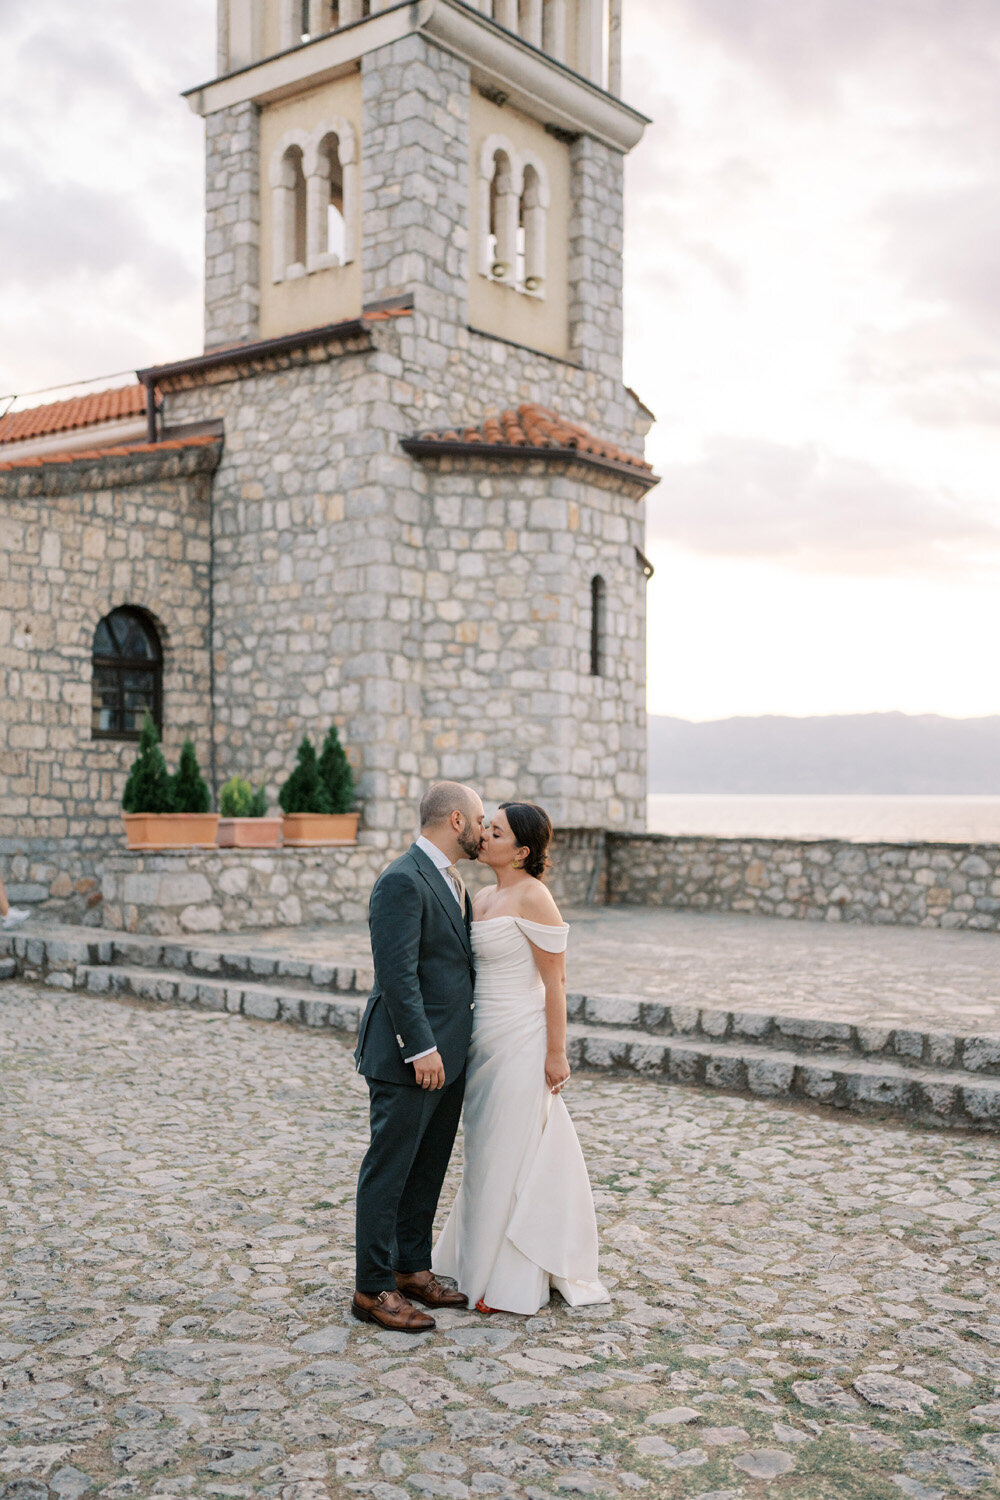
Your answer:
[589,574,606,677]
[91,607,163,742]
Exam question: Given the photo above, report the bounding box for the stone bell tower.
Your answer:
[189,0,645,368]
[153,0,655,844]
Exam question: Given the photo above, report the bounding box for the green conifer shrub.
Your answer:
[317,724,355,814]
[278,736,332,815]
[122,712,174,814]
[172,739,211,814]
[220,776,252,818]
[220,776,268,818]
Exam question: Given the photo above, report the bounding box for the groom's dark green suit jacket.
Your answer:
[354,844,476,1087]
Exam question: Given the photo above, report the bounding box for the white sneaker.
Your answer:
[2,907,29,929]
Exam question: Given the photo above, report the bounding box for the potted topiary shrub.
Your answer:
[279,728,360,846]
[122,716,219,849]
[217,776,282,848]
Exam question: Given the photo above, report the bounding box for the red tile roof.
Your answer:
[411,403,654,478]
[0,383,146,445]
[0,432,218,473]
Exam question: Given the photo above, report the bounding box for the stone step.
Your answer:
[71,961,1000,1131]
[565,1023,1000,1131]
[6,927,1000,1083]
[565,992,1000,1080]
[75,965,363,1035]
[2,928,370,995]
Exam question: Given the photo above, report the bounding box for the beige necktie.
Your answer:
[446,864,467,911]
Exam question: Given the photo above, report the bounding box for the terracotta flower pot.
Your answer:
[281,812,360,847]
[123,813,220,850]
[217,816,283,849]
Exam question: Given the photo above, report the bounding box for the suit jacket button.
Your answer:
[396,1033,404,1046]
[470,1003,475,1010]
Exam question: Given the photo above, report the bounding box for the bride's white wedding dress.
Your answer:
[432,915,609,1315]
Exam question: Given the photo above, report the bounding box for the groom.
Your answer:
[352,781,486,1331]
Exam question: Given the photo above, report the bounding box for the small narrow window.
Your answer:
[520,164,545,294]
[319,133,346,263]
[589,575,606,677]
[92,608,163,740]
[273,144,307,280]
[488,150,517,281]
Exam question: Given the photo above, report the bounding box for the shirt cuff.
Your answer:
[405,1046,438,1063]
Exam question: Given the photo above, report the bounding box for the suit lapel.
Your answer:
[410,845,473,957]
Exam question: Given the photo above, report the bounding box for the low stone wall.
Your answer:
[102,847,389,935]
[100,827,605,935]
[607,834,1000,931]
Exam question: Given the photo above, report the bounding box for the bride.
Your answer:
[432,802,608,1315]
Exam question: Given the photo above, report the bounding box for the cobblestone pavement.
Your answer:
[44,906,1000,1034]
[3,984,1000,1499]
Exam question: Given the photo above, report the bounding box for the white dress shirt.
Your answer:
[404,836,465,1063]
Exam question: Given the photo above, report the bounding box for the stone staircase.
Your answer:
[3,926,999,1131]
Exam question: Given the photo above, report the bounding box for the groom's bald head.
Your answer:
[420,781,480,830]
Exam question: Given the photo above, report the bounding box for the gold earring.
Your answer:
[512,858,522,869]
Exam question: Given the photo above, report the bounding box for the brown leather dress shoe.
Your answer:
[395,1270,469,1309]
[351,1289,435,1332]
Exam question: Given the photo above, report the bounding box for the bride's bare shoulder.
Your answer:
[518,880,563,926]
[471,887,494,916]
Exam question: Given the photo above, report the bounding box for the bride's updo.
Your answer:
[500,801,553,880]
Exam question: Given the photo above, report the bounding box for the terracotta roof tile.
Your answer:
[0,432,218,473]
[0,383,146,445]
[361,306,413,323]
[413,403,654,476]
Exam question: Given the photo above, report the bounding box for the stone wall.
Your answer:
[102,847,387,935]
[101,826,604,935]
[161,318,650,841]
[204,102,261,350]
[0,441,220,907]
[417,459,647,828]
[607,834,1000,932]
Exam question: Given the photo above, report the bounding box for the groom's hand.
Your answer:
[413,1051,446,1091]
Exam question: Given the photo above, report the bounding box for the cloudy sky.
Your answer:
[2,1,997,721]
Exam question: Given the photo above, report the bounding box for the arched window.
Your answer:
[272,142,308,282]
[309,131,348,268]
[478,136,549,297]
[92,608,162,741]
[520,164,546,294]
[589,575,606,677]
[271,120,357,281]
[488,149,518,282]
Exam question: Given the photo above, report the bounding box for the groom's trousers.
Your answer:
[355,1068,466,1294]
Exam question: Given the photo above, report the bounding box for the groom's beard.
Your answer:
[456,825,481,862]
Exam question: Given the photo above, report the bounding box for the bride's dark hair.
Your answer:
[500,801,553,880]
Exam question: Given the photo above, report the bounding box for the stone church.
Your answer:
[0,0,656,912]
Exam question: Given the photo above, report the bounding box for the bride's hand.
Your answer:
[545,1050,570,1094]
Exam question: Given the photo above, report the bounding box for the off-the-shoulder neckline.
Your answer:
[472,914,569,928]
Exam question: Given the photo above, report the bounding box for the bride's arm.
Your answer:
[521,887,570,1094]
[532,944,570,1093]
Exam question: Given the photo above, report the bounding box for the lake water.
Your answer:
[647,794,1000,844]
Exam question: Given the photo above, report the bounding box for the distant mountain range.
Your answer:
[649,714,1000,794]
